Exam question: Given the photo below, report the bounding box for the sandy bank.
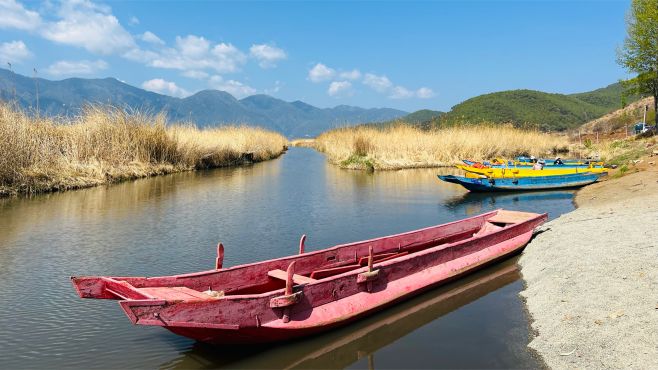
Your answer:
[519,166,658,369]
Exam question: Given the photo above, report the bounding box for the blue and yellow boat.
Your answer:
[438,172,601,192]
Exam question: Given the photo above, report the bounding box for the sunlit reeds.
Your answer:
[314,123,569,170]
[0,102,288,195]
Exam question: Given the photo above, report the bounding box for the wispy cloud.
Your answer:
[141,78,190,97]
[416,87,435,99]
[209,75,256,98]
[182,70,209,79]
[0,0,42,31]
[46,59,108,76]
[250,44,286,68]
[339,69,361,80]
[388,86,415,99]
[328,81,352,97]
[0,40,32,63]
[140,31,164,45]
[308,63,335,82]
[362,73,393,93]
[41,0,136,55]
[135,35,247,74]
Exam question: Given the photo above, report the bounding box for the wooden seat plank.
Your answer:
[268,269,317,285]
[488,210,537,224]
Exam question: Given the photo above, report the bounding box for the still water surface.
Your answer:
[0,148,575,369]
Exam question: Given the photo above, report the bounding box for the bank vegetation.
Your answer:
[314,124,569,170]
[0,102,288,196]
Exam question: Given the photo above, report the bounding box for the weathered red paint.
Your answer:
[70,209,547,344]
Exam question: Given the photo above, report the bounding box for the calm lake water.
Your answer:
[0,147,575,369]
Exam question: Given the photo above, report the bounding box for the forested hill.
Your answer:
[402,82,635,131]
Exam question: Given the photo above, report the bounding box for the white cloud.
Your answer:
[141,78,190,98]
[45,59,108,76]
[41,0,136,55]
[144,36,247,74]
[211,42,247,72]
[0,0,42,30]
[362,72,434,99]
[339,69,361,80]
[327,81,352,97]
[182,70,209,79]
[363,73,393,93]
[416,87,435,99]
[129,16,139,25]
[389,86,415,99]
[250,44,286,68]
[308,63,335,83]
[209,75,256,98]
[0,40,32,63]
[140,31,164,45]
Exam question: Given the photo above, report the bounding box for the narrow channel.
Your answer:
[0,147,575,369]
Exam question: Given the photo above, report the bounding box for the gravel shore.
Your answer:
[519,167,658,369]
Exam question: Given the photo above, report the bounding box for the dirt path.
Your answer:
[519,164,658,369]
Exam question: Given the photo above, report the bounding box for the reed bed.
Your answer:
[0,103,287,196]
[314,124,569,170]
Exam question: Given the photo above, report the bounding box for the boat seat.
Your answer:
[137,286,219,301]
[488,210,537,224]
[268,269,317,285]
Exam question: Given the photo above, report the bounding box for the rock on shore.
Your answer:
[519,168,658,369]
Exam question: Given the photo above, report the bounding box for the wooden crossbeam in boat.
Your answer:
[488,210,538,224]
[268,269,317,285]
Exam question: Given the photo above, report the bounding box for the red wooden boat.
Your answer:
[71,209,546,344]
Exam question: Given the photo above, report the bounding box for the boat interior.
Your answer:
[80,210,538,302]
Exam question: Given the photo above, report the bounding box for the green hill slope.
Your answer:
[416,82,631,131]
[402,109,444,123]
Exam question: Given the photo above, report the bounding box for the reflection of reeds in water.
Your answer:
[324,165,463,203]
[0,103,288,196]
[0,157,283,249]
[315,124,569,170]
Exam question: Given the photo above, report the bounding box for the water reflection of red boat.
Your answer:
[71,209,546,344]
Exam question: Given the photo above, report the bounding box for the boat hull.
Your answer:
[439,173,600,192]
[71,210,547,345]
[162,231,534,344]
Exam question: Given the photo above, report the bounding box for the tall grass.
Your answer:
[0,103,287,196]
[314,124,569,170]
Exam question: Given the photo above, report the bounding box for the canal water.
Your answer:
[0,147,575,369]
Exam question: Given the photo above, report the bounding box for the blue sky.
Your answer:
[0,0,631,112]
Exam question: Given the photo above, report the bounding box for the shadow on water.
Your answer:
[161,258,527,370]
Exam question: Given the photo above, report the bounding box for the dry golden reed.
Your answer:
[0,102,287,195]
[314,123,569,170]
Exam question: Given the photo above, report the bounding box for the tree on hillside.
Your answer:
[618,0,658,126]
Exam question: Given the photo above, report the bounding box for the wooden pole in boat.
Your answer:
[299,234,306,254]
[215,243,224,269]
[367,246,374,272]
[283,261,296,323]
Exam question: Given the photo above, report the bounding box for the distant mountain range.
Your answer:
[0,68,407,137]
